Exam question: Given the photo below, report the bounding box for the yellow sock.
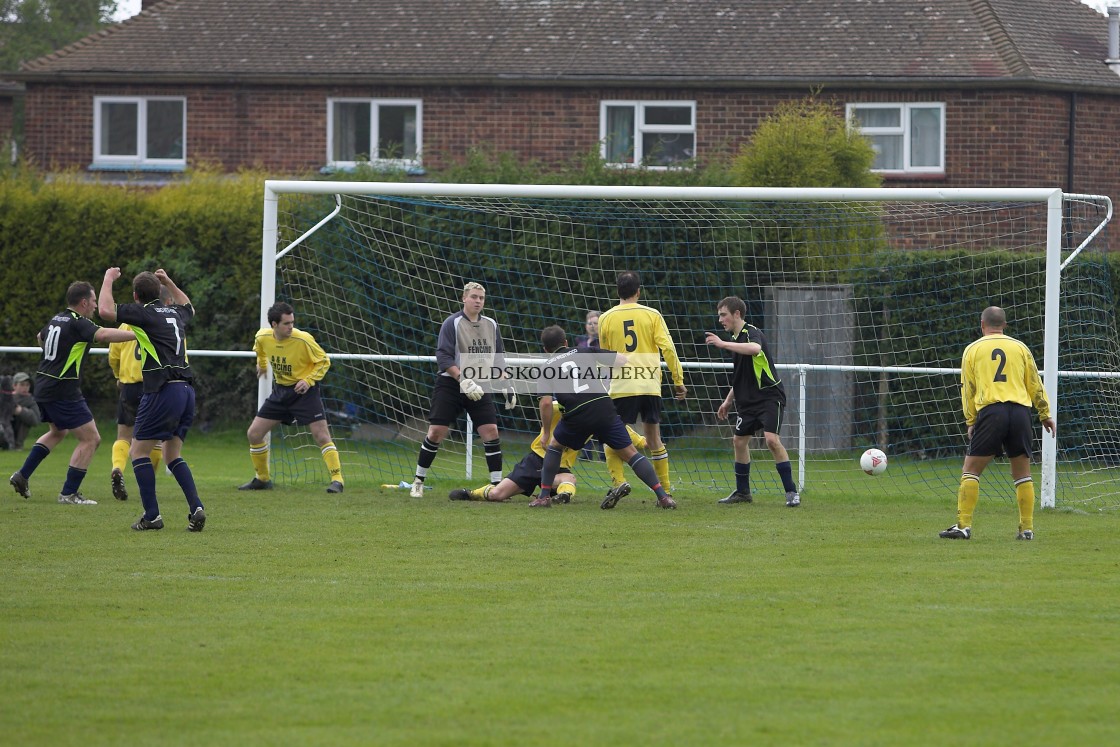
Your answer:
[957,473,980,529]
[150,443,163,473]
[321,441,343,483]
[556,481,576,502]
[626,425,648,451]
[605,446,626,486]
[111,439,130,472]
[469,485,489,501]
[1015,477,1035,532]
[649,445,671,493]
[250,441,271,481]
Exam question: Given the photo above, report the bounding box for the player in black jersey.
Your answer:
[705,296,800,507]
[529,325,675,510]
[9,281,136,505]
[99,268,206,532]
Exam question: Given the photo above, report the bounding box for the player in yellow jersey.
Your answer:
[238,301,344,493]
[940,306,1055,541]
[596,271,686,495]
[447,403,646,504]
[106,288,174,501]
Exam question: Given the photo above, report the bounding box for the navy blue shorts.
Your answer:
[37,399,94,431]
[117,382,145,426]
[134,382,195,442]
[552,402,633,451]
[257,384,326,425]
[613,394,662,425]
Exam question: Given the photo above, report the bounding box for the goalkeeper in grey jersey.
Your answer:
[409,282,509,497]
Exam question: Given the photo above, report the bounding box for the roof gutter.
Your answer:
[10,71,1120,96]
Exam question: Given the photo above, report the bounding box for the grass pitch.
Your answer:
[2,429,1118,746]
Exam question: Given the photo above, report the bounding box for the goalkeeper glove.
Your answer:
[459,378,484,401]
[504,390,518,411]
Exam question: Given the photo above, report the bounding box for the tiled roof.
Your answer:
[15,0,1120,91]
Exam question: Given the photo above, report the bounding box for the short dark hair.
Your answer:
[717,296,747,319]
[66,281,95,307]
[268,301,295,326]
[541,325,567,353]
[133,272,161,303]
[616,271,641,299]
[982,306,1006,329]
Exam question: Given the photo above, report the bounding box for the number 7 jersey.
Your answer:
[115,301,194,393]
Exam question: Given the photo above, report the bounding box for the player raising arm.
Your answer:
[99,267,206,532]
[9,281,135,504]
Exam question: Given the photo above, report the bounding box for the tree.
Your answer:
[730,97,881,188]
[0,1,120,72]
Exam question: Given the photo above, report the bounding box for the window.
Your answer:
[94,97,186,168]
[328,99,422,167]
[846,103,945,174]
[600,101,696,168]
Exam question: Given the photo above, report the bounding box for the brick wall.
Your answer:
[20,81,1119,249]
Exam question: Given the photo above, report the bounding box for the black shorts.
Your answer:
[506,451,545,496]
[117,382,145,426]
[553,401,633,451]
[967,401,1034,459]
[257,384,327,425]
[613,394,662,425]
[427,376,498,428]
[733,398,784,437]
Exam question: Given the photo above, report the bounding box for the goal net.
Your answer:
[262,182,1117,511]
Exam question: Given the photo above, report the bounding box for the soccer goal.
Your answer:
[261,181,1117,510]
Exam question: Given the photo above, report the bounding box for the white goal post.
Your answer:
[260,181,1117,510]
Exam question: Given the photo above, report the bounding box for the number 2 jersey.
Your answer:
[115,301,194,393]
[960,332,1050,426]
[35,310,101,402]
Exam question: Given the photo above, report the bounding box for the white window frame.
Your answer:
[327,98,423,169]
[846,102,946,174]
[93,96,187,168]
[599,100,696,169]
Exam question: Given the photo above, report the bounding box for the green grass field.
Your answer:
[2,428,1118,746]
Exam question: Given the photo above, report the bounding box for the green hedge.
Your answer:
[0,172,263,425]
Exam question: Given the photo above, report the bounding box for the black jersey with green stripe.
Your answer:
[541,345,617,415]
[115,301,194,393]
[34,310,100,402]
[730,324,786,407]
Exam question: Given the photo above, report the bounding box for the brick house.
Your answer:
[10,0,1120,240]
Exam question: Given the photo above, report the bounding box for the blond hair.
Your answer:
[462,282,486,295]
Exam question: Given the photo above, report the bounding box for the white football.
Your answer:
[860,448,888,476]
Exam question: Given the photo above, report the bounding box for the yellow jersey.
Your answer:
[597,301,684,397]
[254,327,330,386]
[108,324,144,384]
[960,333,1051,426]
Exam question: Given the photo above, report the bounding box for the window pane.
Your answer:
[332,102,371,161]
[146,100,184,159]
[101,102,138,156]
[605,106,635,164]
[870,134,903,170]
[853,107,901,129]
[643,105,691,126]
[378,105,417,160]
[641,132,694,166]
[909,106,942,168]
